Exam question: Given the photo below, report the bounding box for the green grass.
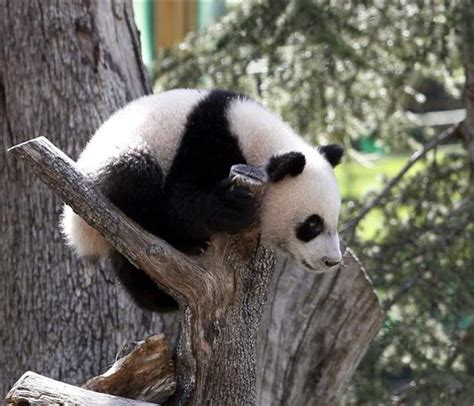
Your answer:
[335,154,421,200]
[335,153,423,240]
[335,145,462,239]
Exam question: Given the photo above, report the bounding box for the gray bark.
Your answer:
[5,372,156,406]
[0,0,178,397]
[257,253,383,405]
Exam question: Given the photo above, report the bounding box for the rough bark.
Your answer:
[0,0,179,397]
[257,252,383,405]
[5,372,156,406]
[83,334,176,403]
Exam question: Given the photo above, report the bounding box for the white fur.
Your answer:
[227,98,342,272]
[76,89,208,177]
[227,98,309,166]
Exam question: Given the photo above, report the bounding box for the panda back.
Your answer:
[76,89,208,177]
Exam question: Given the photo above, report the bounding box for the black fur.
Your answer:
[296,214,324,242]
[319,144,344,167]
[267,152,306,182]
[111,253,177,311]
[97,151,164,231]
[96,151,176,310]
[163,89,256,249]
[96,90,257,312]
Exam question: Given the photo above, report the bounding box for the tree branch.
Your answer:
[8,136,211,307]
[342,124,461,238]
[5,372,156,406]
[8,136,274,405]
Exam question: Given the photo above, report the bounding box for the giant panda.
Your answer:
[61,89,344,311]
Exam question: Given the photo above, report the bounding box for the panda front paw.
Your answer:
[213,181,257,234]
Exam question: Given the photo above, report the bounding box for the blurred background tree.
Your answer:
[134,0,473,403]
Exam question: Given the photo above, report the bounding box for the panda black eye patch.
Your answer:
[296,214,324,242]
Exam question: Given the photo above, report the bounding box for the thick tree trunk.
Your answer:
[0,0,178,397]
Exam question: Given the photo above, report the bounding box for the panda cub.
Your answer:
[62,89,344,311]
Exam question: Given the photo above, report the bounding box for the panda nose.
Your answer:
[322,258,341,268]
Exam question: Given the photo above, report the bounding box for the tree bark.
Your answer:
[0,0,178,397]
[6,372,156,406]
[257,252,383,405]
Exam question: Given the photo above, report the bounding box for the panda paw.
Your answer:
[214,181,257,233]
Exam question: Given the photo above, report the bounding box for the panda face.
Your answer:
[261,148,343,273]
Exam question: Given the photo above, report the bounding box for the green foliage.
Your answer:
[345,152,473,404]
[154,0,462,150]
[152,0,473,402]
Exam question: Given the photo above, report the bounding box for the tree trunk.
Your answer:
[257,253,382,405]
[0,0,178,396]
[7,136,382,405]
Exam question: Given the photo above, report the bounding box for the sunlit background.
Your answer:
[131,1,472,404]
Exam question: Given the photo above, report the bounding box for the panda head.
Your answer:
[261,144,344,273]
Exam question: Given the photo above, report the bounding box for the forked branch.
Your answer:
[8,136,274,405]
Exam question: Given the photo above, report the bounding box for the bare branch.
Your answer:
[342,124,461,238]
[5,372,156,406]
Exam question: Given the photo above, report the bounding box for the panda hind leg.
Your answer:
[97,151,177,311]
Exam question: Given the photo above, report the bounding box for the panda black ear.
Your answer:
[267,152,306,182]
[319,144,344,167]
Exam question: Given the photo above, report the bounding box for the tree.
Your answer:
[1,1,382,404]
[0,0,175,396]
